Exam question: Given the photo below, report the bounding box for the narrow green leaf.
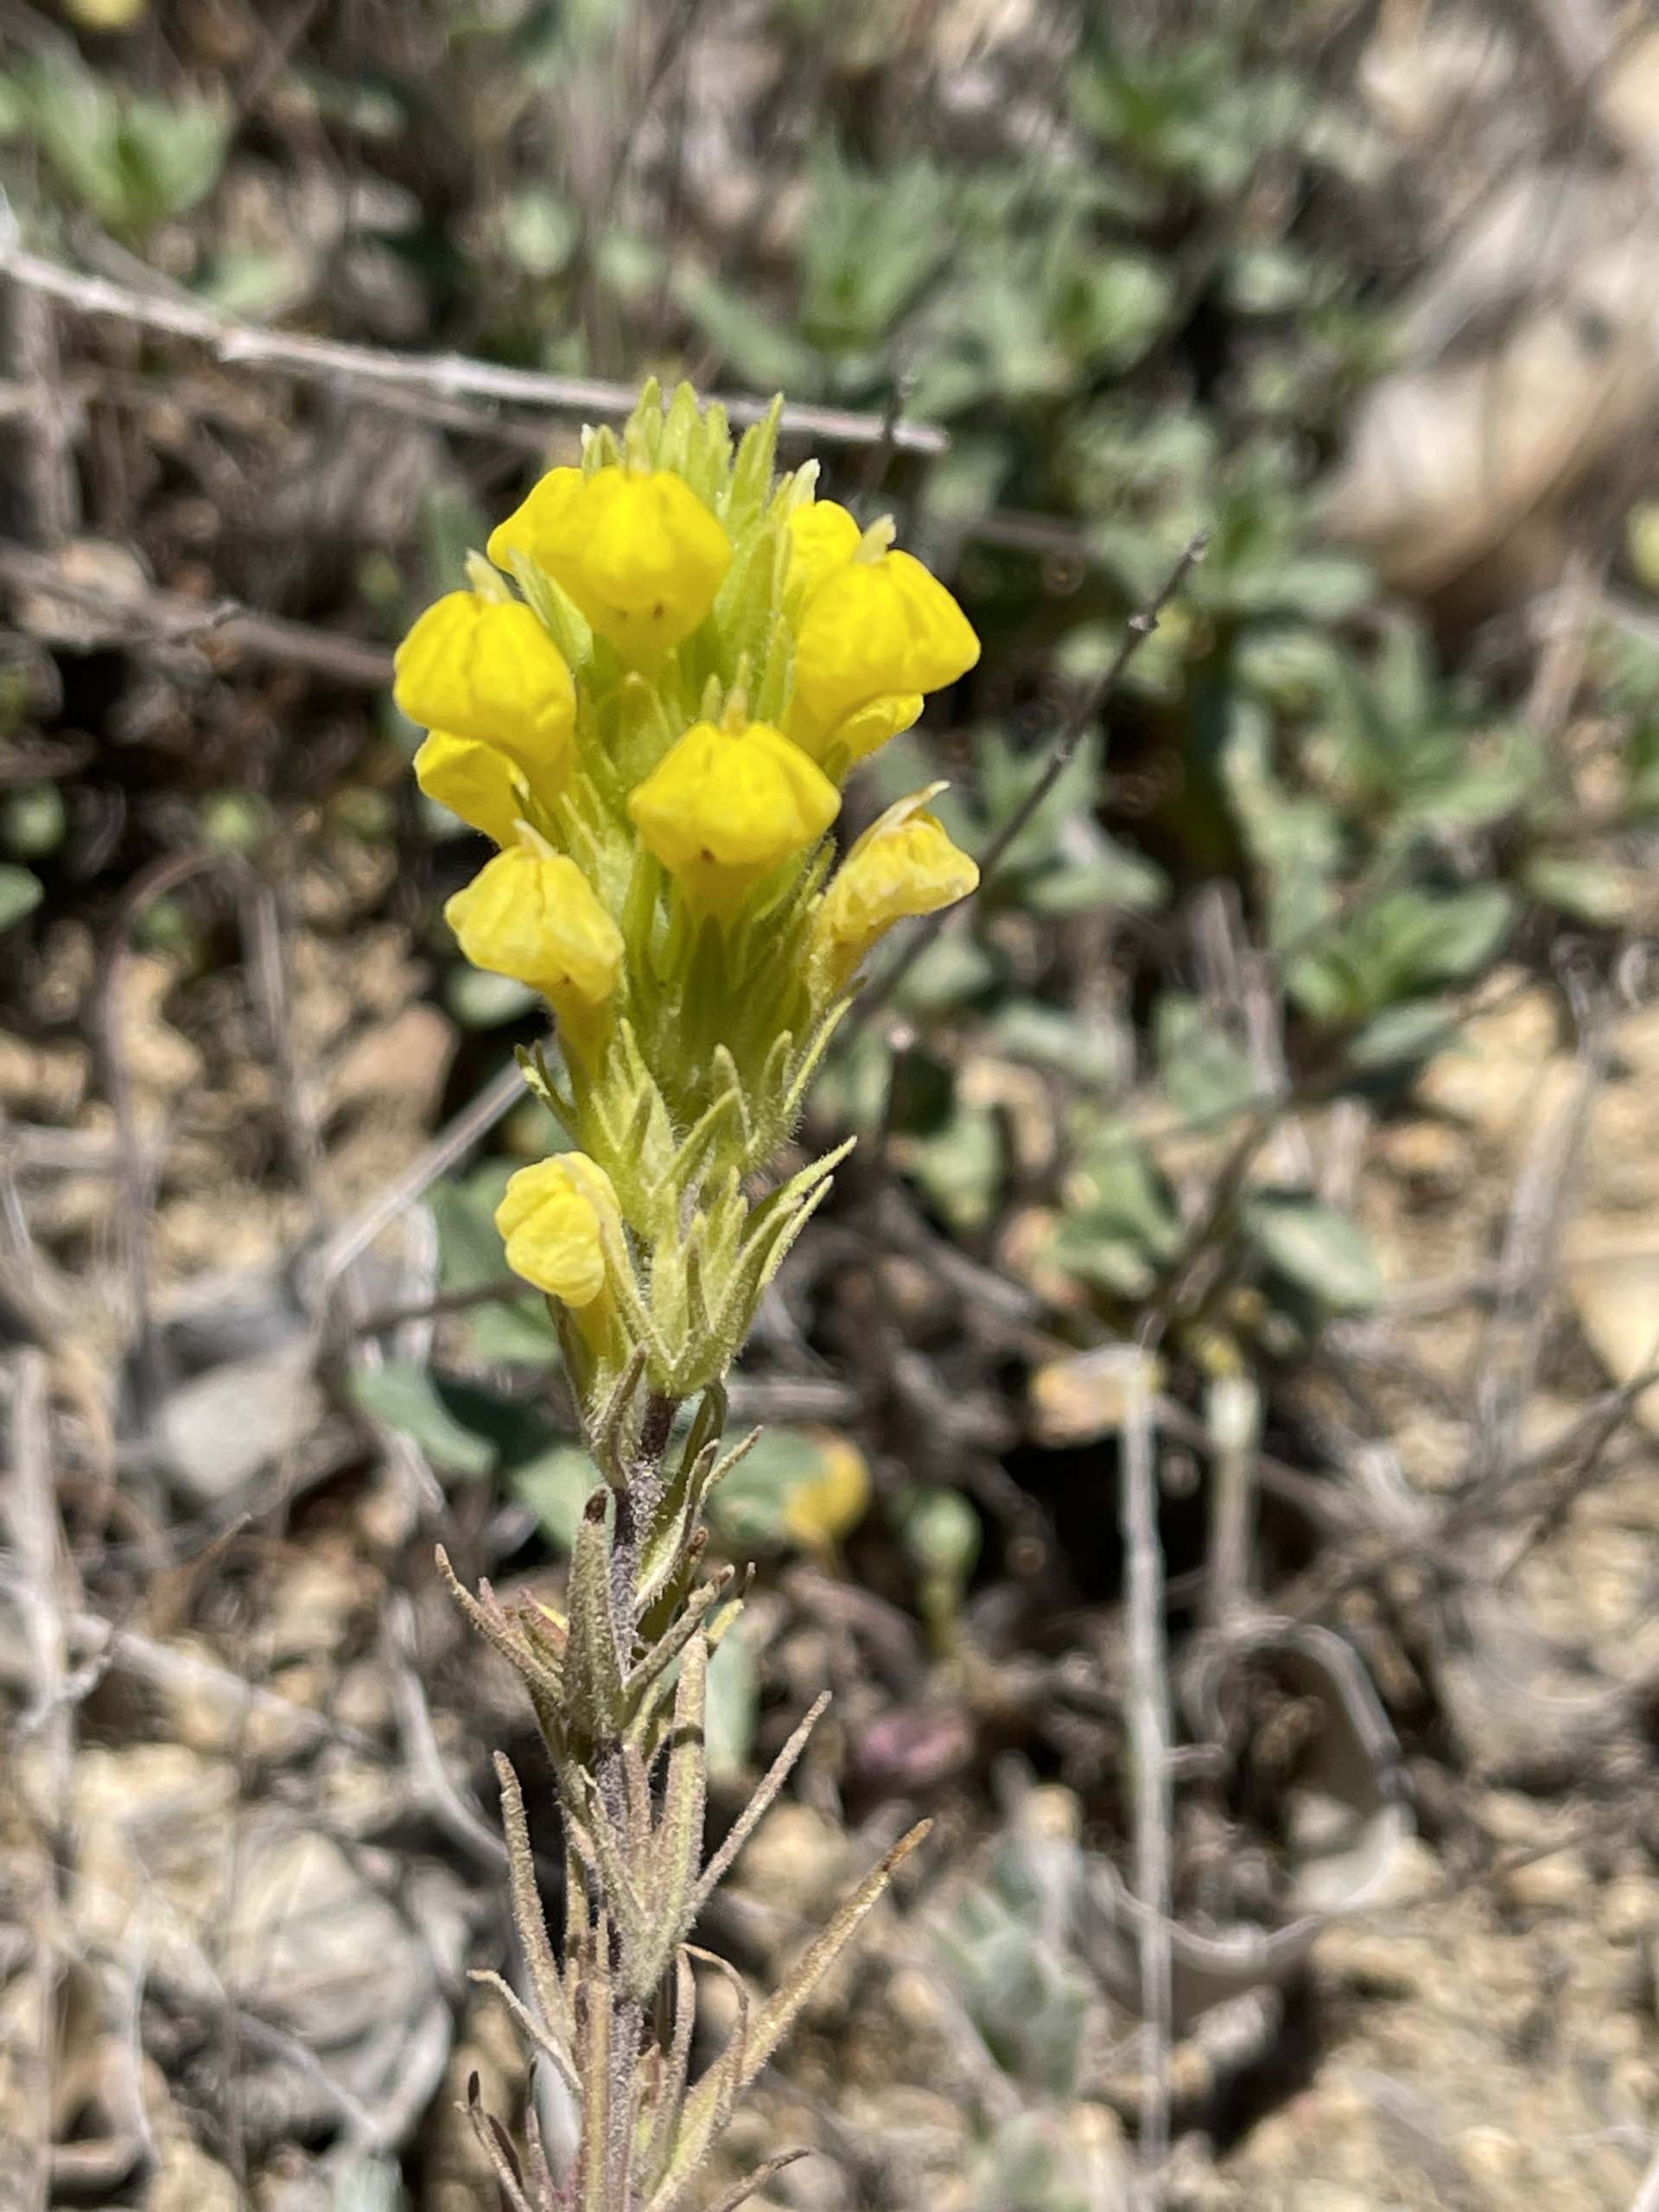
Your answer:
[564,1491,627,1738]
[660,1824,930,2192]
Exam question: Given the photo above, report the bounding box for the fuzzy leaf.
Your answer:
[564,1491,628,1739]
[660,1824,929,2191]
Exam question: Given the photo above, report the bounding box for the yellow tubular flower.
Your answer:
[414,731,523,847]
[628,718,839,912]
[815,788,980,986]
[444,846,623,1005]
[785,499,862,606]
[394,592,575,788]
[789,543,980,762]
[488,465,731,655]
[495,1154,620,1306]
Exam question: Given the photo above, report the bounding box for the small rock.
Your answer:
[734,1803,848,1923]
[158,1337,324,1504]
[116,956,204,1094]
[1458,2124,1527,2192]
[1378,1116,1471,1188]
[1599,1875,1659,1944]
[1503,1852,1590,1913]
[326,1004,454,1122]
[144,2137,239,2212]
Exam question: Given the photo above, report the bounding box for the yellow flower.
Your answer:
[785,499,862,606]
[782,1433,872,1552]
[444,846,622,1006]
[815,787,979,985]
[394,592,575,787]
[414,731,523,847]
[789,538,979,762]
[495,1154,620,1306]
[628,718,838,912]
[488,465,731,654]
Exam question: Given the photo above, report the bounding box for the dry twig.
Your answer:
[0,1351,69,2212]
[855,529,1209,1029]
[0,245,948,454]
[0,537,393,688]
[1119,1351,1172,2209]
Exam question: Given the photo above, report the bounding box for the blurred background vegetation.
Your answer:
[5,3,1659,2209]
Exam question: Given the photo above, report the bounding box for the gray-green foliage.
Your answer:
[5,54,227,241]
[931,1821,1106,2211]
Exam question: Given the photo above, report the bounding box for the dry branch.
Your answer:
[855,528,1209,1028]
[1120,1351,1172,2209]
[0,245,948,455]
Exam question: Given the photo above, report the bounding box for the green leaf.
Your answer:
[988,1001,1126,1087]
[1154,995,1258,1123]
[798,143,950,353]
[510,1444,594,1552]
[0,866,44,931]
[674,267,817,390]
[1051,1126,1183,1297]
[429,1169,558,1363]
[1246,1193,1382,1313]
[934,1873,1091,2099]
[704,1615,760,1789]
[908,1098,1004,1234]
[1291,886,1516,1025]
[1523,854,1630,926]
[349,1361,497,1478]
[500,187,578,276]
[1344,998,1458,1072]
[893,930,1000,1014]
[1024,838,1167,918]
[1394,883,1515,985]
[444,968,538,1027]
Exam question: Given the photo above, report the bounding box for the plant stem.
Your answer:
[594,1389,681,2208]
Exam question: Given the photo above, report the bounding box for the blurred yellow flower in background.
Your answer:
[781,1431,873,1553]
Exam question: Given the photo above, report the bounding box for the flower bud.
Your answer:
[627,717,838,912]
[788,540,979,762]
[495,1153,620,1306]
[444,846,622,1006]
[394,592,576,788]
[413,731,523,846]
[815,788,979,987]
[488,465,731,655]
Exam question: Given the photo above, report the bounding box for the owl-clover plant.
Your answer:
[393,381,981,2210]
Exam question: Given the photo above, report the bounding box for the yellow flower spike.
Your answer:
[789,538,980,761]
[627,717,839,913]
[444,845,623,1006]
[394,591,576,786]
[413,731,524,847]
[487,464,732,655]
[495,1153,620,1306]
[815,785,980,988]
[785,499,862,606]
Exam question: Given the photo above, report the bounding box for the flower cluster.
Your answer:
[395,382,979,1412]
